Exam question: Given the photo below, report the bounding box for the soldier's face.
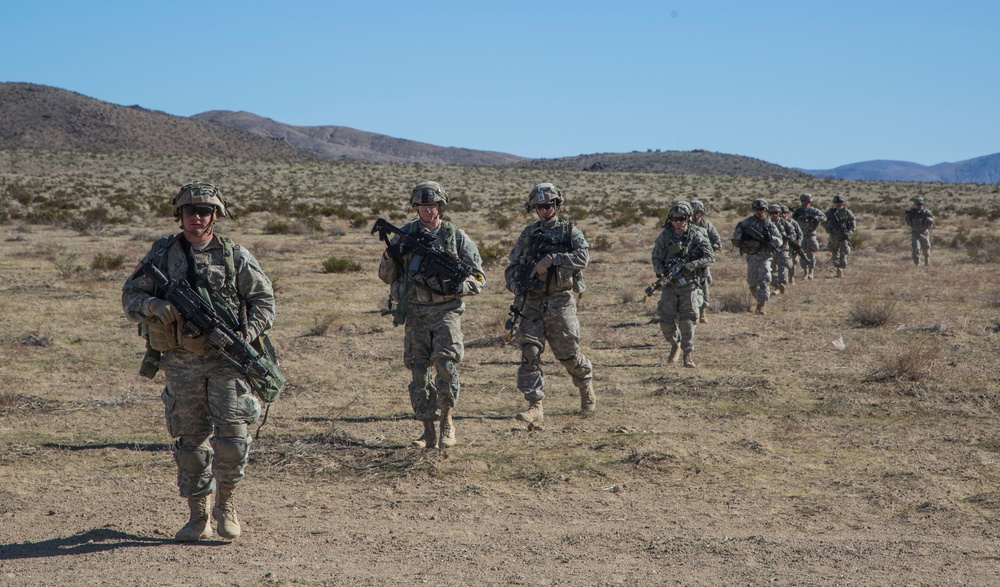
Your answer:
[534,203,556,222]
[416,204,441,227]
[181,205,216,242]
[753,208,767,218]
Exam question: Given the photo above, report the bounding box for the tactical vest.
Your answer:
[401,220,461,295]
[521,220,585,294]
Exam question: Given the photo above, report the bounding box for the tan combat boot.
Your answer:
[213,483,241,540]
[579,382,596,417]
[836,267,843,278]
[682,351,696,368]
[516,400,544,425]
[411,420,438,449]
[788,275,795,285]
[755,299,767,315]
[776,283,786,294]
[667,343,680,363]
[175,493,213,542]
[698,308,708,324]
[439,408,456,448]
[806,268,814,280]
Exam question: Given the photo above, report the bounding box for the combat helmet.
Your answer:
[832,194,846,203]
[780,204,790,214]
[799,193,812,202]
[768,204,781,214]
[411,181,448,206]
[689,200,706,214]
[751,198,768,210]
[173,182,229,218]
[913,197,925,205]
[525,183,564,211]
[669,202,693,220]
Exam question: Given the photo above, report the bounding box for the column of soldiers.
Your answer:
[123,181,932,543]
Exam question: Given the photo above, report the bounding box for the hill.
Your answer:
[524,149,811,178]
[800,153,1000,184]
[192,110,525,166]
[0,82,309,161]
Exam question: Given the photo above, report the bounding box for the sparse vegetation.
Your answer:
[321,255,363,273]
[848,298,898,328]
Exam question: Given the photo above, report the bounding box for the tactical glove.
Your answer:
[145,298,180,323]
[531,255,554,277]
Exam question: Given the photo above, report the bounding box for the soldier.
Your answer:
[688,200,721,324]
[824,194,857,277]
[505,183,594,426]
[768,204,793,294]
[122,182,275,542]
[780,205,804,284]
[652,203,715,368]
[731,199,783,315]
[905,197,935,266]
[791,193,826,280]
[378,181,485,449]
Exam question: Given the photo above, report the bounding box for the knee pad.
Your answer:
[521,344,542,369]
[174,439,213,476]
[558,356,580,371]
[434,358,458,383]
[211,435,251,466]
[215,423,247,438]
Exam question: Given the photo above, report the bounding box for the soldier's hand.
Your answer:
[531,255,554,277]
[145,298,180,323]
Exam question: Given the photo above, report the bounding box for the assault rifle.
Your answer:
[504,264,548,341]
[138,261,284,402]
[371,218,483,297]
[643,257,689,301]
[827,211,852,236]
[787,238,809,265]
[737,222,775,255]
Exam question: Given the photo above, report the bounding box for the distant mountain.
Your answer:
[192,110,524,166]
[800,153,1000,184]
[0,82,308,160]
[526,149,811,178]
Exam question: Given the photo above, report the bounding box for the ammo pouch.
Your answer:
[739,237,765,254]
[146,318,209,354]
[246,334,284,403]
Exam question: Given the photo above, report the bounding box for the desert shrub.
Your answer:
[486,208,515,230]
[714,288,753,313]
[348,212,369,229]
[962,232,1000,263]
[866,339,938,382]
[848,298,897,328]
[263,218,293,235]
[91,253,127,271]
[328,219,349,237]
[590,235,613,251]
[322,256,363,274]
[307,311,341,336]
[46,244,79,279]
[848,231,868,250]
[479,242,509,266]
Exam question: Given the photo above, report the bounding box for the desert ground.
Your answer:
[2,153,1000,586]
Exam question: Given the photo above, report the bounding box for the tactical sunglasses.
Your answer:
[182,205,216,217]
[535,203,554,210]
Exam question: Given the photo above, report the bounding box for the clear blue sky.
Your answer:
[4,1,998,169]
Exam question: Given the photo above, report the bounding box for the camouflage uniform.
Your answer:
[769,205,794,290]
[122,182,274,542]
[732,200,783,313]
[689,200,721,322]
[506,218,592,402]
[378,219,484,425]
[791,194,827,278]
[905,198,934,266]
[825,196,857,272]
[652,210,714,358]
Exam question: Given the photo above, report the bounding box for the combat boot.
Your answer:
[788,275,795,285]
[579,382,596,417]
[516,400,544,425]
[213,483,241,540]
[682,351,696,368]
[836,268,843,278]
[755,299,767,315]
[698,308,708,324]
[411,420,438,449]
[175,493,212,542]
[776,283,786,294]
[439,408,456,448]
[667,343,680,363]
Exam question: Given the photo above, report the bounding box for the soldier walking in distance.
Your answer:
[688,200,721,323]
[122,182,275,542]
[791,193,826,280]
[505,183,594,426]
[731,199,783,315]
[905,197,935,266]
[781,205,804,284]
[652,203,715,367]
[824,194,857,277]
[768,204,793,294]
[378,181,485,449]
